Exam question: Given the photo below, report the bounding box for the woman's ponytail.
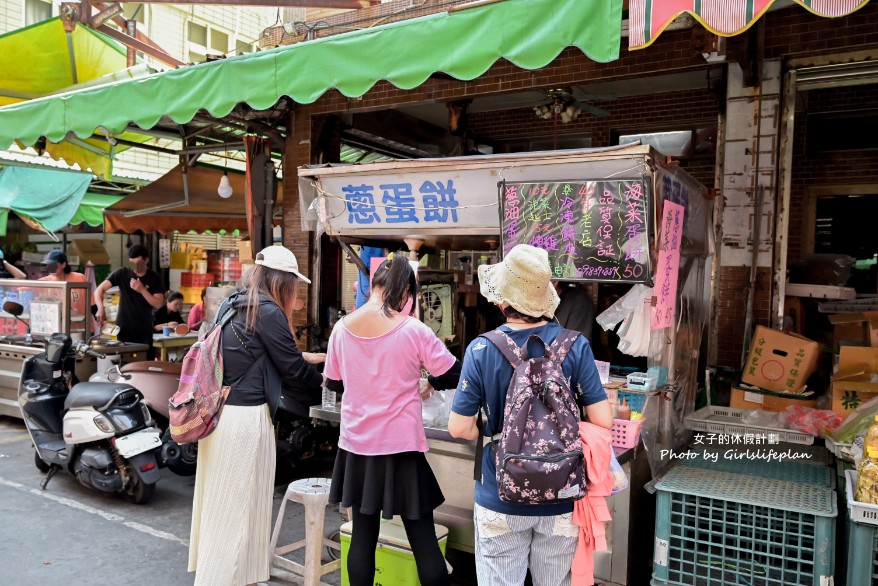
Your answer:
[371,252,418,316]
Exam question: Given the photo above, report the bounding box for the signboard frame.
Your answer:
[497,177,653,284]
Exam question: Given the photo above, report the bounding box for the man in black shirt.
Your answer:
[554,282,595,344]
[94,244,163,354]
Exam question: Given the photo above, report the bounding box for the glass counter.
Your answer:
[0,279,93,341]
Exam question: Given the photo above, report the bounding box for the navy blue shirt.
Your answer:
[451,323,607,516]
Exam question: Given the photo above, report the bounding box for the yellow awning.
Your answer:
[0,18,142,178]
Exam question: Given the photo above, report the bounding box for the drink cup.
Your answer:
[162,326,172,336]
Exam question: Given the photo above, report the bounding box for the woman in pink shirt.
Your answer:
[324,253,460,586]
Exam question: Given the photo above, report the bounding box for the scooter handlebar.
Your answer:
[74,341,106,359]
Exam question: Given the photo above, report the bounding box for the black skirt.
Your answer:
[329,448,445,520]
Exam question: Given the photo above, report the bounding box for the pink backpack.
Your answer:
[168,307,239,444]
[484,329,586,504]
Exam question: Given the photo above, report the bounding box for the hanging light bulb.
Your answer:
[217,169,233,199]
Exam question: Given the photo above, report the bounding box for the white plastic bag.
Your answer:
[610,453,629,494]
[422,390,448,427]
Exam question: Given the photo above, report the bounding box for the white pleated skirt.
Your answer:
[188,403,276,586]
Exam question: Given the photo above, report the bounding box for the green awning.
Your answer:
[0,166,92,234]
[0,18,147,178]
[70,192,124,227]
[0,0,622,149]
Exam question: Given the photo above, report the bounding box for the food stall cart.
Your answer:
[0,280,149,418]
[298,144,713,584]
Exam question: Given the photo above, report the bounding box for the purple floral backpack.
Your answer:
[483,329,586,504]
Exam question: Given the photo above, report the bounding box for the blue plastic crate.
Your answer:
[618,389,650,413]
[847,516,878,586]
[652,466,836,586]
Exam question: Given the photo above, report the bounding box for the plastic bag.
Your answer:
[422,390,448,428]
[740,409,785,428]
[610,453,628,494]
[596,284,650,332]
[827,395,878,444]
[780,405,843,438]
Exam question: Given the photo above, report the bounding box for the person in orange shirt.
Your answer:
[38,250,87,283]
[39,249,89,323]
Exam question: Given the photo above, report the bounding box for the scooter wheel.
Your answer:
[123,477,156,505]
[34,450,51,473]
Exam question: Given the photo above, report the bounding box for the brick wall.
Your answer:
[787,85,878,261]
[715,267,773,368]
[468,88,720,187]
[284,111,313,327]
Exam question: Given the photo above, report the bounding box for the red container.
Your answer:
[180,272,215,288]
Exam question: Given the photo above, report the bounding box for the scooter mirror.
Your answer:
[2,301,23,317]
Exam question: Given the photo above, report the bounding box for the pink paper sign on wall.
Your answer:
[652,200,685,330]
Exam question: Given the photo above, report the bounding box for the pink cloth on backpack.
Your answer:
[572,422,614,586]
[324,317,456,455]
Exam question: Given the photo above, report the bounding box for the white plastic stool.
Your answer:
[270,477,341,585]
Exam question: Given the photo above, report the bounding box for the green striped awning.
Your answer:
[0,0,622,150]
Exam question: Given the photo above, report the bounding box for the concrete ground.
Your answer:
[0,416,477,586]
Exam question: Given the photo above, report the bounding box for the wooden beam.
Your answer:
[97,0,379,6]
[93,2,171,57]
[89,2,122,28]
[97,24,185,68]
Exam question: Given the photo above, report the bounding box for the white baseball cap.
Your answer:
[254,246,311,284]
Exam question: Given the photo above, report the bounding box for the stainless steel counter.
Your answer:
[310,405,477,552]
[309,404,645,573]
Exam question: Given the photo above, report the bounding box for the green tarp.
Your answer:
[0,166,92,234]
[0,0,622,149]
[69,192,124,227]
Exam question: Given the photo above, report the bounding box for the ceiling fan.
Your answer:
[533,86,616,123]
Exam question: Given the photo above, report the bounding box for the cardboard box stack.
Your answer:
[831,346,878,419]
[826,309,878,419]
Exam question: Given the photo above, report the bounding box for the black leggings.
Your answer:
[348,509,449,586]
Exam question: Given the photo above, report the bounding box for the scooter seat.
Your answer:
[65,382,137,411]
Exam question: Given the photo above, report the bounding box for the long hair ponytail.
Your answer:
[370,253,418,317]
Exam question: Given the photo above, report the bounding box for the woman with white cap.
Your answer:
[449,244,613,586]
[188,245,325,586]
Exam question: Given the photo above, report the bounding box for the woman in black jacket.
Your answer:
[188,246,324,586]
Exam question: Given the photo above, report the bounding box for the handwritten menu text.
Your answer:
[500,180,650,283]
[651,200,685,330]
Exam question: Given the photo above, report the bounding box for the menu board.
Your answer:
[499,179,650,282]
[30,301,61,336]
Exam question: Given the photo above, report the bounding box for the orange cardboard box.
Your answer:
[829,312,878,349]
[730,385,817,413]
[741,326,820,394]
[831,346,878,419]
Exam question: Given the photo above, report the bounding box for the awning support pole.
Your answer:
[122,165,190,217]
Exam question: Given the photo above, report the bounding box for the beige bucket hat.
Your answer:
[478,244,560,318]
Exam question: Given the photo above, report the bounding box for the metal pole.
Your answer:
[771,70,798,328]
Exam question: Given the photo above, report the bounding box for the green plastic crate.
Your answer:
[340,518,448,586]
[652,466,836,586]
[847,515,878,586]
[680,456,834,488]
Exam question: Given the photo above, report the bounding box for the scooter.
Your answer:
[4,302,162,504]
[95,358,334,476]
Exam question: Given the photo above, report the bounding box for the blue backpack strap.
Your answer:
[483,329,524,367]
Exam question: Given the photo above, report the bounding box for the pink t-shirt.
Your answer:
[187,303,205,329]
[324,317,456,456]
